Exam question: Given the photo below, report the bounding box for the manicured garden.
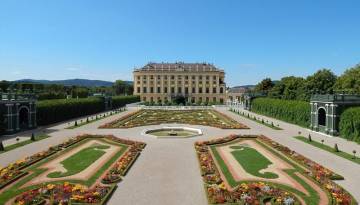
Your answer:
[0,134,145,205]
[195,135,357,205]
[100,109,248,129]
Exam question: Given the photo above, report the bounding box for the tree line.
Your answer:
[0,80,133,100]
[253,64,360,101]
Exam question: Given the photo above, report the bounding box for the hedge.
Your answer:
[112,95,139,108]
[251,98,310,127]
[0,108,5,135]
[36,98,104,125]
[339,107,360,143]
[36,95,139,126]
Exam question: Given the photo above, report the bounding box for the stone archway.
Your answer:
[18,106,30,129]
[318,107,326,126]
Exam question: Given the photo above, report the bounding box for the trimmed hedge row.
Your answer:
[112,95,139,108]
[339,107,360,143]
[251,98,310,127]
[36,98,104,125]
[36,95,139,126]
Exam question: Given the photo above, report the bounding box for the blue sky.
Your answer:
[0,0,360,86]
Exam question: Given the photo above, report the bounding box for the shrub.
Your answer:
[339,107,360,143]
[112,95,139,108]
[334,143,339,152]
[251,98,310,127]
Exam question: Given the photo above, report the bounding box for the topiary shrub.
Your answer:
[31,133,35,141]
[334,143,339,152]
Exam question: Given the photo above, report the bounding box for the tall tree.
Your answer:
[255,78,274,93]
[334,64,360,94]
[304,69,337,98]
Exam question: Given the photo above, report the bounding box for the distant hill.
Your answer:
[232,85,256,90]
[13,79,133,87]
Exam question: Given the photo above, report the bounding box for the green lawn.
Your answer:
[295,136,360,165]
[230,145,278,179]
[0,138,127,204]
[48,144,110,178]
[0,135,50,154]
[230,109,282,130]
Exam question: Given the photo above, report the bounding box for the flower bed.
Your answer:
[0,134,145,205]
[258,135,355,205]
[102,143,142,184]
[100,109,248,129]
[14,182,116,205]
[195,135,357,205]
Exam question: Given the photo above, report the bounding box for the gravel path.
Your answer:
[0,106,360,204]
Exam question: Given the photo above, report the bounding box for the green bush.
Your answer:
[251,98,310,127]
[112,95,139,108]
[36,98,104,125]
[339,107,360,143]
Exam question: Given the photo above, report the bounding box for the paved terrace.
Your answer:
[0,107,359,204]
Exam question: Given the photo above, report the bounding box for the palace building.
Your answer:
[133,62,226,104]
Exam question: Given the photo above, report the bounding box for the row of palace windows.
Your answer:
[142,96,224,103]
[137,87,224,94]
[137,75,220,80]
[137,80,219,85]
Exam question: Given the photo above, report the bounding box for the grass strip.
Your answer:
[295,136,360,165]
[66,109,125,129]
[0,135,50,154]
[229,109,282,130]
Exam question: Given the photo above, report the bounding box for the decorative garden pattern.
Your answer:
[195,135,357,205]
[100,109,248,129]
[0,134,145,205]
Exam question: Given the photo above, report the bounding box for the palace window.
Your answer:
[213,87,217,93]
[143,87,147,93]
[157,87,161,93]
[137,87,140,93]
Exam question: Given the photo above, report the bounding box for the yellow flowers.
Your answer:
[16,201,25,205]
[71,194,85,201]
[47,183,55,190]
[218,182,226,190]
[72,184,85,192]
[240,183,248,190]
